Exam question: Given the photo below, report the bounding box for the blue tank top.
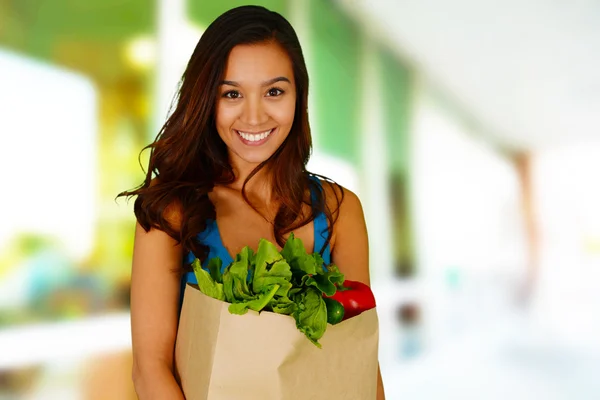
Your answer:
[179,176,331,303]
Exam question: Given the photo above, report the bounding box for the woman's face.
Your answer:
[215,41,296,170]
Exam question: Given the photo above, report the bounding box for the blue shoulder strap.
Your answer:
[309,175,332,267]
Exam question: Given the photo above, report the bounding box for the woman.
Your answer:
[119,5,385,399]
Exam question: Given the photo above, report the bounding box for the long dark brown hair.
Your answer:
[117,5,343,266]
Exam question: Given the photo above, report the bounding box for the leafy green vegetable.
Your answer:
[192,233,345,347]
[292,287,328,348]
[228,284,280,315]
[282,233,318,276]
[269,296,297,315]
[193,258,225,301]
[252,239,292,295]
[312,252,325,274]
[206,257,223,284]
[301,264,345,296]
[223,247,255,303]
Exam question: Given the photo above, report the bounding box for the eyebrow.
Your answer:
[220,76,291,87]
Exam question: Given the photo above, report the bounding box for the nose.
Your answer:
[241,97,268,126]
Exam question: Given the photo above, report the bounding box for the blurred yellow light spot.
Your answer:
[125,36,155,70]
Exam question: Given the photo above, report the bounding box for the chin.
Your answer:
[236,149,276,166]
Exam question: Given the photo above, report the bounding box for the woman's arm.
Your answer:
[329,186,386,400]
[130,220,185,400]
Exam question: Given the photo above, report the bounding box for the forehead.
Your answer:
[223,42,294,83]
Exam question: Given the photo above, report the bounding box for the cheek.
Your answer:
[215,105,239,135]
[270,98,296,127]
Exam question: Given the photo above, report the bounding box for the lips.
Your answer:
[235,128,276,146]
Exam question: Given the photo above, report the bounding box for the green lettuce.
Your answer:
[292,287,328,348]
[252,239,292,296]
[192,233,344,347]
[228,284,280,315]
[223,247,255,303]
[206,257,223,284]
[281,234,317,275]
[269,296,297,315]
[193,258,225,301]
[300,264,345,297]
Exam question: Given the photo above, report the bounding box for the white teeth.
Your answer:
[237,129,273,142]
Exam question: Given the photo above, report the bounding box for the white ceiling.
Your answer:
[336,0,600,151]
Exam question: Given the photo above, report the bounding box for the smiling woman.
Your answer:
[215,42,296,163]
[116,5,384,399]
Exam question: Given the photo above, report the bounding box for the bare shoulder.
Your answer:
[319,179,364,226]
[133,178,183,291]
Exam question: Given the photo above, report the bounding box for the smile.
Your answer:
[235,128,275,145]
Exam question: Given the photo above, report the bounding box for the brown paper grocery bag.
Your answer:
[174,283,379,400]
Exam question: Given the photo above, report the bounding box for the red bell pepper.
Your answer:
[325,280,376,320]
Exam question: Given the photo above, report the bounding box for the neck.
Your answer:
[227,159,276,205]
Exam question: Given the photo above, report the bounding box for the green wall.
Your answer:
[309,0,362,164]
[188,1,289,26]
[0,0,154,60]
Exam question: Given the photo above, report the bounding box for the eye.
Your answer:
[222,90,241,99]
[266,87,284,97]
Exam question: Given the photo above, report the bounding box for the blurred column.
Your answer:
[154,0,206,140]
[358,35,394,283]
[154,0,186,138]
[379,50,415,279]
[514,151,540,304]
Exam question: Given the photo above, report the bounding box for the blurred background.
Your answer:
[1,0,599,399]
